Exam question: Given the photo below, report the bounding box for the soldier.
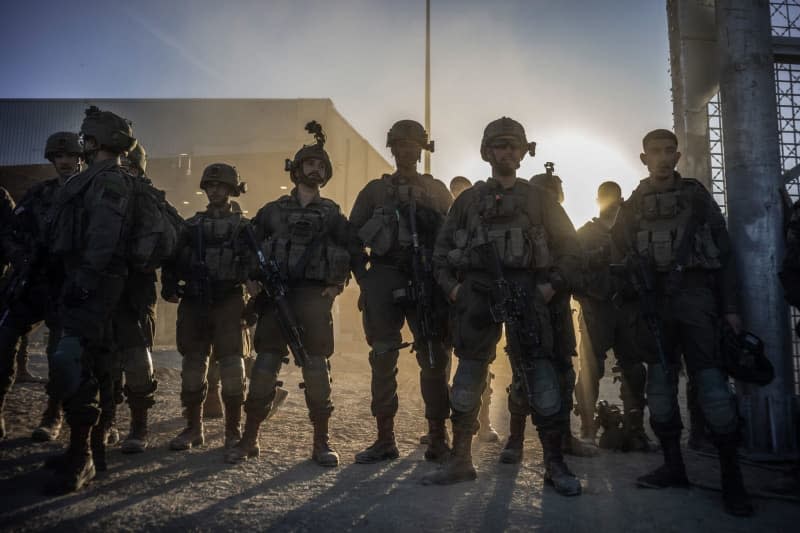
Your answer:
[349,120,453,464]
[611,129,752,516]
[0,133,82,442]
[162,163,249,451]
[45,108,137,493]
[449,176,499,444]
[425,117,582,496]
[527,164,598,458]
[226,122,357,466]
[107,143,160,454]
[573,181,651,451]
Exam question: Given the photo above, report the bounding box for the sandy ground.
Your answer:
[1,342,799,533]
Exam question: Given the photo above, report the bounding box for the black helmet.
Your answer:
[285,121,333,187]
[200,163,247,196]
[44,131,82,160]
[386,120,434,152]
[721,323,774,386]
[80,106,137,154]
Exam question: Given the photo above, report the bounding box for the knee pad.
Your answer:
[450,359,488,413]
[530,359,562,417]
[646,363,678,423]
[122,347,155,389]
[181,352,209,393]
[696,368,738,435]
[248,352,283,400]
[219,355,246,397]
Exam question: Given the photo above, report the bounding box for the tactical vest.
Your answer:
[447,179,551,271]
[357,174,437,257]
[264,196,350,285]
[179,210,248,284]
[633,181,721,271]
[14,178,60,246]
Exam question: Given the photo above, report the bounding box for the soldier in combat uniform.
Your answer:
[573,181,651,451]
[350,120,453,464]
[425,117,582,496]
[109,143,160,454]
[611,129,752,516]
[45,108,137,493]
[226,122,358,466]
[163,163,249,451]
[0,133,81,442]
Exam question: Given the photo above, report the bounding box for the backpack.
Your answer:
[127,179,185,271]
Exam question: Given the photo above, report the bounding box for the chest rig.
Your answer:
[16,178,60,247]
[634,183,721,272]
[193,211,245,283]
[265,196,350,285]
[448,180,550,271]
[357,174,435,257]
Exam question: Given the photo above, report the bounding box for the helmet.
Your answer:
[530,162,564,203]
[200,163,247,196]
[44,132,82,160]
[386,120,434,152]
[80,106,137,154]
[285,121,333,187]
[480,117,536,162]
[720,323,774,386]
[122,143,147,175]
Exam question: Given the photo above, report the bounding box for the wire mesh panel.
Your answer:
[707,94,726,215]
[772,0,800,37]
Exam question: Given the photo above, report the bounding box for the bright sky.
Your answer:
[1,0,671,227]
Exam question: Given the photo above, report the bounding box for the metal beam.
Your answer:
[717,0,796,456]
[773,36,800,63]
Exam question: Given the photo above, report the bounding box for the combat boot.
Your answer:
[499,414,526,464]
[105,406,120,446]
[225,415,262,463]
[636,435,690,489]
[312,417,339,467]
[424,419,451,463]
[223,398,243,449]
[718,440,754,517]
[421,429,477,485]
[355,415,400,464]
[622,409,656,453]
[542,430,582,496]
[44,423,95,495]
[169,403,204,450]
[121,407,149,454]
[32,398,63,442]
[203,383,224,419]
[563,431,599,457]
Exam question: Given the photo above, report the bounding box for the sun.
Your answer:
[521,130,644,228]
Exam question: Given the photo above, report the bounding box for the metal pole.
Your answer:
[716,0,796,456]
[424,0,431,175]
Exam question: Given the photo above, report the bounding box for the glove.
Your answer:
[50,335,83,400]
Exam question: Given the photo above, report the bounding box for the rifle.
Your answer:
[473,241,544,410]
[406,199,438,368]
[186,223,211,306]
[611,242,671,380]
[0,261,33,328]
[244,224,311,368]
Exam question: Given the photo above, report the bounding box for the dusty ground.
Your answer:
[1,341,799,532]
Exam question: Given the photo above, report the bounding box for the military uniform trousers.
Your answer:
[111,270,158,411]
[0,275,61,409]
[245,285,336,423]
[451,271,572,435]
[574,298,646,418]
[636,275,739,440]
[175,289,246,407]
[358,262,451,421]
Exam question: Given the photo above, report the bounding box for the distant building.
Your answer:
[0,98,392,216]
[0,98,392,347]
